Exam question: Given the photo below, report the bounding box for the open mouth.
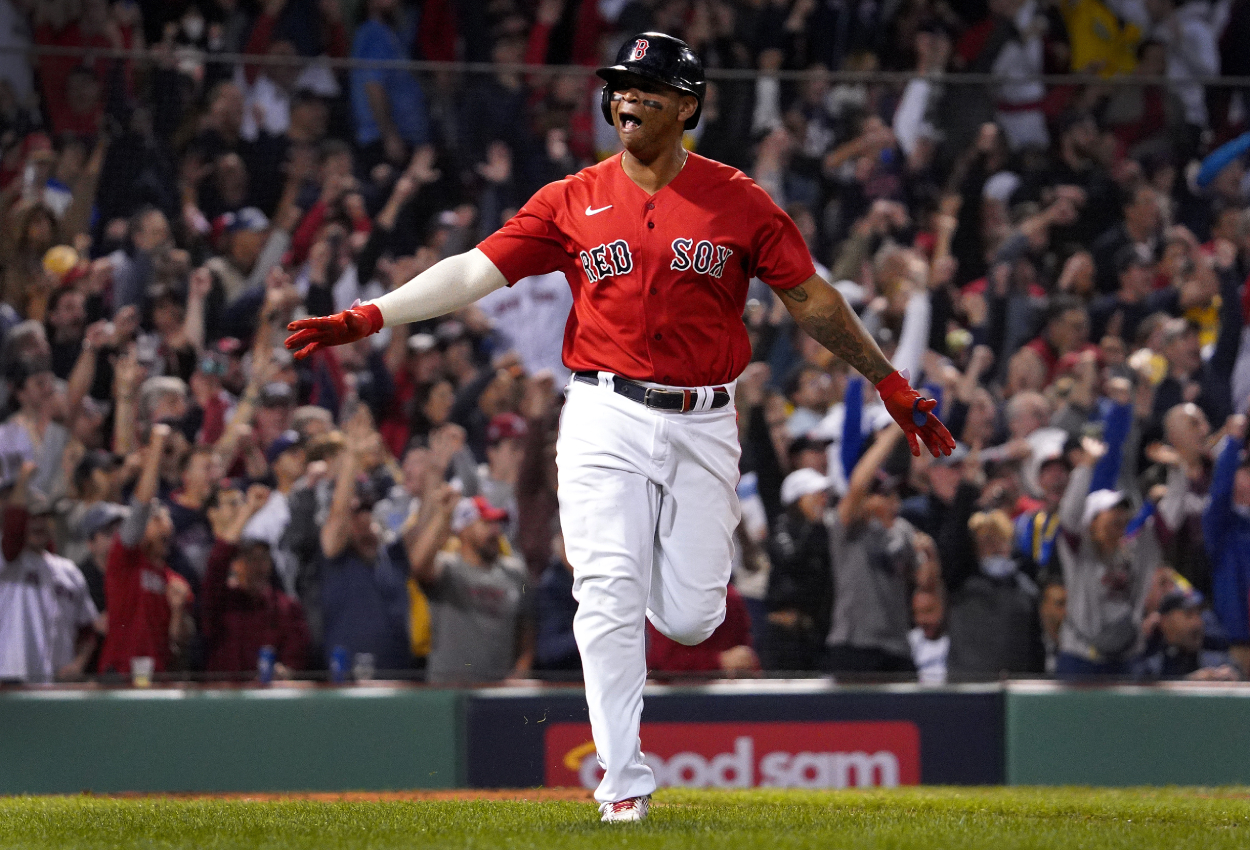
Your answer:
[618,110,642,132]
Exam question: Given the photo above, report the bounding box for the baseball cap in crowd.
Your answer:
[435,320,468,347]
[5,354,52,390]
[147,280,186,306]
[872,326,895,351]
[21,131,53,161]
[780,468,832,507]
[258,381,296,408]
[1115,244,1153,275]
[1057,110,1096,138]
[1158,587,1203,616]
[292,405,333,437]
[1056,348,1104,377]
[832,279,867,308]
[408,332,438,355]
[788,434,833,458]
[265,429,304,465]
[198,351,228,377]
[80,502,129,539]
[983,171,1021,204]
[210,207,269,252]
[73,449,119,489]
[212,207,269,238]
[487,412,527,445]
[917,16,955,37]
[79,395,110,420]
[215,337,244,357]
[271,347,295,371]
[932,441,969,467]
[868,470,901,497]
[1037,442,1073,472]
[451,495,509,533]
[1159,318,1199,348]
[23,491,55,517]
[1081,489,1132,529]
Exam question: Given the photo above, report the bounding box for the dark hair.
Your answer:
[44,285,82,322]
[72,450,118,493]
[1045,294,1084,326]
[1136,38,1165,61]
[204,480,242,513]
[319,138,352,164]
[1038,570,1065,592]
[5,353,52,392]
[409,378,454,439]
[178,444,217,476]
[1118,181,1153,211]
[128,204,164,240]
[782,363,824,400]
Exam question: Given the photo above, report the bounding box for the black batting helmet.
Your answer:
[596,32,706,129]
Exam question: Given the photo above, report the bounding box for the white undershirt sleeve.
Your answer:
[364,248,509,328]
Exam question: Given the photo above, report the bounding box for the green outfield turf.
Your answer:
[1,787,1247,850]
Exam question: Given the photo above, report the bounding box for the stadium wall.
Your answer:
[464,682,1005,788]
[0,687,463,794]
[1004,683,1250,785]
[5,682,1250,793]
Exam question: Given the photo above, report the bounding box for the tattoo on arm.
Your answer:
[785,281,894,384]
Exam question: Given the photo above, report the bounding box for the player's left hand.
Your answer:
[876,370,956,458]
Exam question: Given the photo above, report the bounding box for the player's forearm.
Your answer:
[778,276,895,384]
[366,248,508,328]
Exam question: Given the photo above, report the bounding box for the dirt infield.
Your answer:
[94,789,595,803]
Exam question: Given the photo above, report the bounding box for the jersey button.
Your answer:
[650,287,657,294]
[646,202,655,210]
[647,221,654,229]
[654,333,662,340]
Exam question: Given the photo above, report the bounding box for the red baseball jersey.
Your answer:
[478,152,815,387]
[98,535,188,674]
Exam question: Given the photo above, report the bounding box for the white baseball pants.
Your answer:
[557,373,741,804]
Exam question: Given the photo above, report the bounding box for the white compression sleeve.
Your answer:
[364,248,509,328]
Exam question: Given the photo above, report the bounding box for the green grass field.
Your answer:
[2,788,1247,849]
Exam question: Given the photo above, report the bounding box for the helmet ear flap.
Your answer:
[684,81,706,129]
[600,84,614,126]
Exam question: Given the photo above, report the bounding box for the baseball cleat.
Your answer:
[599,795,650,823]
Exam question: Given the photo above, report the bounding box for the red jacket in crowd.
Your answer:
[201,539,311,674]
[647,584,755,674]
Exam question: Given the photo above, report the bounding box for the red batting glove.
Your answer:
[284,302,383,360]
[876,370,956,458]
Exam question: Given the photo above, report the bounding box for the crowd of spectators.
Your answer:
[2,0,1250,687]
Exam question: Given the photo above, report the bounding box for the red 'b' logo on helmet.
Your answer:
[630,39,649,61]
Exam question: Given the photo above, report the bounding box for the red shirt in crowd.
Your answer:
[646,584,755,673]
[1022,336,1100,385]
[200,539,311,674]
[97,536,187,675]
[478,152,814,387]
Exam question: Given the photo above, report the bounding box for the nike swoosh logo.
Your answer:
[585,205,613,216]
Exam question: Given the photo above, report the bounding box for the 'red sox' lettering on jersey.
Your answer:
[669,238,733,278]
[580,240,634,283]
[478,152,814,387]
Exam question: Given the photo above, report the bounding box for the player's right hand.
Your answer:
[285,302,383,360]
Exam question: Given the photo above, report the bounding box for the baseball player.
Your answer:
[286,32,955,822]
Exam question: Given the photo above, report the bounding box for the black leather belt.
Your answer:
[573,371,731,413]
